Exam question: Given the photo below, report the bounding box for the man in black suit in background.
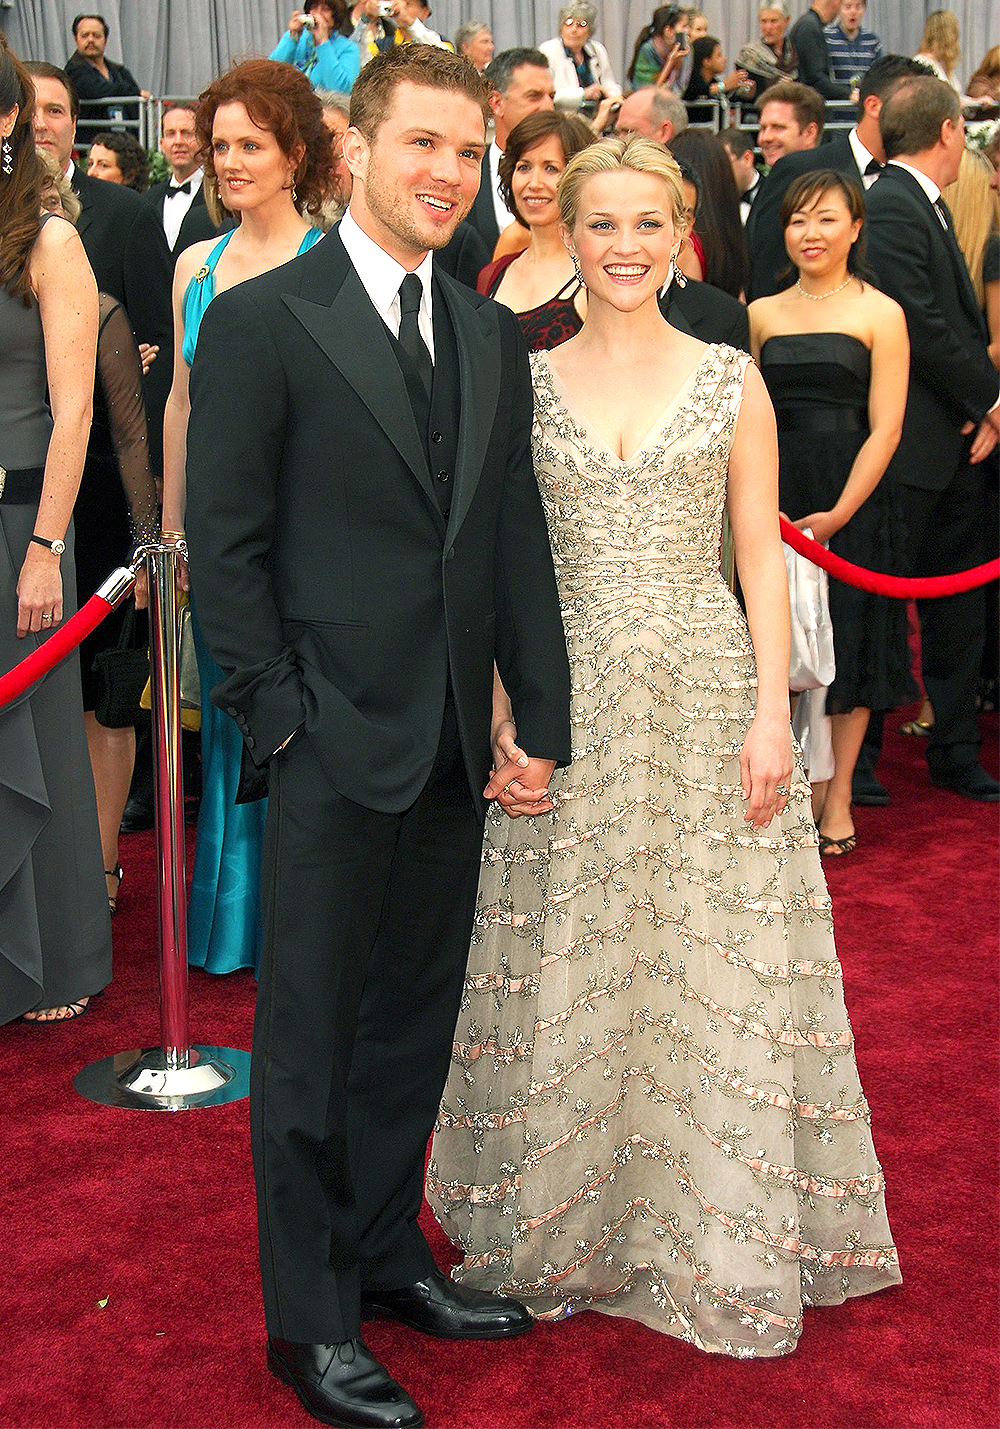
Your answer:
[27,62,173,470]
[865,75,1000,802]
[146,101,230,263]
[185,46,571,1429]
[747,54,927,300]
[467,47,554,251]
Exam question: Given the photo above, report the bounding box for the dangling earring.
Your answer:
[669,251,687,288]
[1,135,12,179]
[290,178,298,206]
[571,254,585,287]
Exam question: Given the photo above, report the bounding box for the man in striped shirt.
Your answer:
[824,0,882,85]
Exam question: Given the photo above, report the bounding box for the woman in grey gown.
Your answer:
[0,39,110,1024]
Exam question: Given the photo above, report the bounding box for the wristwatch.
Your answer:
[30,534,66,556]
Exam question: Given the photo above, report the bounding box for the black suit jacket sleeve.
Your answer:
[867,191,997,426]
[186,288,305,761]
[493,312,572,766]
[790,13,850,98]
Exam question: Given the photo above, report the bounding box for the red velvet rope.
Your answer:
[779,519,1000,597]
[0,593,115,709]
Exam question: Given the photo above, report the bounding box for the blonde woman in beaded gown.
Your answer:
[427,138,900,1357]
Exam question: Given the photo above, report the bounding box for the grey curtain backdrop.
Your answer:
[2,1,997,98]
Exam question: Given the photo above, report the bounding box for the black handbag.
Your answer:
[92,603,150,729]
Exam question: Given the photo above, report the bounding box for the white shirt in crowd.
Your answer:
[338,206,435,362]
[162,166,204,250]
[848,128,881,189]
[537,36,621,111]
[406,16,449,49]
[488,140,513,235]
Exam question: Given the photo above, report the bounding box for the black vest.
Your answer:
[391,282,461,523]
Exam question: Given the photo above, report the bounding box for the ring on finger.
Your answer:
[41,613,54,623]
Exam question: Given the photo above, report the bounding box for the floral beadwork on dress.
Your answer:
[427,343,900,1357]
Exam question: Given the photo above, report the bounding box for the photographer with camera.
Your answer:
[270,1,362,91]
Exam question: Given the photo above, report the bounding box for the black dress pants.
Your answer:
[251,695,485,1343]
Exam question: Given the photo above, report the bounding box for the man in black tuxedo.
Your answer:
[27,62,173,472]
[467,47,554,250]
[146,102,230,263]
[865,75,999,801]
[747,54,928,300]
[185,46,571,1429]
[659,274,750,351]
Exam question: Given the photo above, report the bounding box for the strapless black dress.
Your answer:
[761,332,916,715]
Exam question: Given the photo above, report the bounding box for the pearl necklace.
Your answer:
[795,276,853,301]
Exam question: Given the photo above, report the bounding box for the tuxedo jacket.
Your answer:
[466,150,501,252]
[865,164,997,491]
[146,179,231,261]
[72,166,173,471]
[659,276,750,352]
[747,134,861,300]
[185,227,572,816]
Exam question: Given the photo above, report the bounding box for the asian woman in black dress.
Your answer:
[749,171,914,856]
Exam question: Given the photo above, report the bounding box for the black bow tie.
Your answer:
[864,158,884,176]
[169,179,192,195]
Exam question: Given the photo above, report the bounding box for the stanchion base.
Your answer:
[74,1045,251,1111]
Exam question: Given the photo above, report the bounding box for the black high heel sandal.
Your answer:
[106,863,123,914]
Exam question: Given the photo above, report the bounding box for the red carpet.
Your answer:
[3,714,998,1429]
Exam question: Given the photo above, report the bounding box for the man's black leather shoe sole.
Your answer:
[361,1270,533,1340]
[267,1337,423,1429]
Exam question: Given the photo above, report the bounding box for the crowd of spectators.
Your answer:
[0,4,997,1026]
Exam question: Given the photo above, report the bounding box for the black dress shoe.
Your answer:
[361,1269,533,1340]
[851,775,890,806]
[930,763,1000,802]
[266,1337,422,1429]
[120,796,154,833]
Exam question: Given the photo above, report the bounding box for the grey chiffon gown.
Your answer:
[427,344,900,1356]
[0,220,112,1023]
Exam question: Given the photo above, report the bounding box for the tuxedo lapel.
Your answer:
[435,270,500,545]
[282,233,443,531]
[888,166,986,339]
[71,165,94,239]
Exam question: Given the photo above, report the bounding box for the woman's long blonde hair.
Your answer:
[919,10,960,76]
[941,148,999,308]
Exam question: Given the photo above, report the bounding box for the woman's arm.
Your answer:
[726,359,793,827]
[790,298,908,543]
[18,219,98,637]
[314,34,362,90]
[160,246,205,540]
[98,298,159,547]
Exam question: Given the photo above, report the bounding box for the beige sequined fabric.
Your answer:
[427,343,900,1357]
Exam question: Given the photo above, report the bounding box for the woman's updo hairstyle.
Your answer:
[557,135,687,233]
[196,58,334,224]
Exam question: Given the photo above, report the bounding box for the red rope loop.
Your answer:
[779,519,1000,598]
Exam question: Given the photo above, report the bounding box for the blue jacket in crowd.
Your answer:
[269,28,361,90]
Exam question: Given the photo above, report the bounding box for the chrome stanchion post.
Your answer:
[75,542,251,1112]
[148,544,190,1065]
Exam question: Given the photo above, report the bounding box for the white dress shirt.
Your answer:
[488,141,513,236]
[739,173,761,224]
[848,128,881,189]
[162,167,203,250]
[338,207,435,362]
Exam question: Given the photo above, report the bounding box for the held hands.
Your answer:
[790,510,842,544]
[484,719,557,818]
[16,547,63,638]
[739,711,793,829]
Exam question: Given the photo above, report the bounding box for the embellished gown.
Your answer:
[427,344,900,1356]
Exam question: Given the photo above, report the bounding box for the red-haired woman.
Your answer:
[160,59,332,976]
[0,39,108,1023]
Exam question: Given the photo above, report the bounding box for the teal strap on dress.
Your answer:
[181,226,324,368]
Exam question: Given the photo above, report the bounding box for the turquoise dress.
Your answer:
[183,226,323,974]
